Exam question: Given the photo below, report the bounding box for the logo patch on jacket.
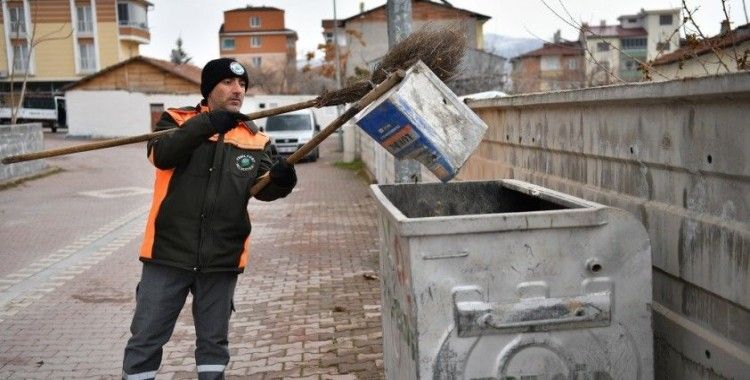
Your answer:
[235,154,256,171]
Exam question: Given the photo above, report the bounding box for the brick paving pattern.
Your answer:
[0,135,385,379]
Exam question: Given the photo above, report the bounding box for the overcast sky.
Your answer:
[141,0,749,67]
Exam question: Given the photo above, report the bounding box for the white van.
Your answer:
[262,109,321,162]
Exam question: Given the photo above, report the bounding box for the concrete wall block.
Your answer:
[459,72,750,377]
[0,123,47,182]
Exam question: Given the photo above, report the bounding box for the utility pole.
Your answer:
[333,0,347,155]
[387,0,421,183]
[332,0,342,95]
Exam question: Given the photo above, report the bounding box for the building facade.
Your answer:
[321,0,490,78]
[510,37,584,93]
[582,8,680,85]
[218,6,297,94]
[0,0,151,111]
[652,22,750,80]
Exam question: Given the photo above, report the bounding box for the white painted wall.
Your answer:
[66,90,339,137]
[643,10,681,60]
[66,90,199,137]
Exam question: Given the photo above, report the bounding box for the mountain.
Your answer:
[484,33,544,59]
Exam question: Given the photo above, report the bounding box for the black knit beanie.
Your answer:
[200,58,249,99]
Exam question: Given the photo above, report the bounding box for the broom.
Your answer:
[2,25,466,165]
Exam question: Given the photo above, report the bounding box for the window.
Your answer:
[251,56,262,67]
[540,56,561,71]
[9,6,26,35]
[597,42,610,52]
[221,38,235,50]
[621,38,647,50]
[567,57,578,70]
[656,41,671,52]
[324,32,333,44]
[250,16,261,28]
[79,42,96,72]
[12,43,29,72]
[627,18,637,23]
[623,59,639,71]
[251,36,261,47]
[76,5,93,34]
[117,1,148,28]
[660,15,673,25]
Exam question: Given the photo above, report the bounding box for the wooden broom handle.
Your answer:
[1,99,319,165]
[250,70,406,197]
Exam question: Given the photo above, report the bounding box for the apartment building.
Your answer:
[321,0,490,78]
[320,0,503,95]
[510,34,584,93]
[0,0,151,109]
[582,8,680,84]
[218,6,297,94]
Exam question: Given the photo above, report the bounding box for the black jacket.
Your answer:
[139,105,294,273]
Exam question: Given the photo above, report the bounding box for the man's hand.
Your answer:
[269,157,297,187]
[207,110,248,134]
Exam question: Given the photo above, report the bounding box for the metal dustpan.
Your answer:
[353,60,488,182]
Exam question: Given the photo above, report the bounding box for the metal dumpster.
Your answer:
[370,179,653,379]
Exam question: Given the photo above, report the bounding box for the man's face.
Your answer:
[207,77,246,112]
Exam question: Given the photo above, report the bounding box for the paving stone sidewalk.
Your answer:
[0,138,385,379]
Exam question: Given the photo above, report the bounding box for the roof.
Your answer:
[63,56,202,91]
[583,25,648,38]
[322,0,490,27]
[618,8,680,19]
[225,6,283,12]
[219,25,298,37]
[652,23,750,66]
[516,41,583,59]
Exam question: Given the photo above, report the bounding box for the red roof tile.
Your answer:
[517,41,583,58]
[652,23,750,65]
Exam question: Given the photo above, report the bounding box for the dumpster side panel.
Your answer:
[410,209,652,379]
[377,212,419,378]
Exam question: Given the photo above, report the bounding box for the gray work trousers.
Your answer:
[122,262,237,380]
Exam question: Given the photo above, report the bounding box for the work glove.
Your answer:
[206,110,248,135]
[269,157,297,187]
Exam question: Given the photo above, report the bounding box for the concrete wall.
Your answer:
[65,90,339,138]
[455,72,749,379]
[0,123,46,182]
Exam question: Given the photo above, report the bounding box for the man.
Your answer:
[122,58,297,380]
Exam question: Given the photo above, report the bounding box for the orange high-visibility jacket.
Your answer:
[139,104,292,273]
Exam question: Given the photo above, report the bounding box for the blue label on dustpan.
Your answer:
[356,98,457,181]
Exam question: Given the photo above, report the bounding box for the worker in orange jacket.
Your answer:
[122,58,297,380]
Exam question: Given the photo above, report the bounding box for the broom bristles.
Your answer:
[316,24,466,107]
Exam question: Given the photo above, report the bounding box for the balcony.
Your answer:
[117,1,151,44]
[118,25,150,44]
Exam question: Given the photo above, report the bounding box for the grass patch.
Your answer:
[334,160,365,171]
